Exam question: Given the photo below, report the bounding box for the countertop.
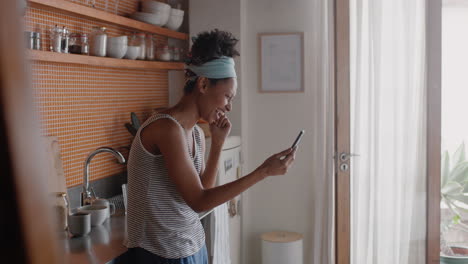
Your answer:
[58,211,128,264]
[56,209,214,264]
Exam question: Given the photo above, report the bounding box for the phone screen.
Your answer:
[291,130,305,149]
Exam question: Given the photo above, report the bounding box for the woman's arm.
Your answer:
[197,126,222,189]
[153,119,295,213]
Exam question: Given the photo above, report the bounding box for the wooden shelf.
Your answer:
[28,0,189,40]
[27,50,185,70]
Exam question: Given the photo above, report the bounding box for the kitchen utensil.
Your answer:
[131,112,140,129]
[125,122,137,136]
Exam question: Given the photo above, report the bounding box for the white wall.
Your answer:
[241,0,332,263]
[188,0,333,263]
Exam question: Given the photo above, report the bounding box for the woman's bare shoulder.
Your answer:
[140,118,183,154]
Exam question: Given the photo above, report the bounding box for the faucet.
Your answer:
[81,147,126,206]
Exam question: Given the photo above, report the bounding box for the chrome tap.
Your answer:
[81,147,126,206]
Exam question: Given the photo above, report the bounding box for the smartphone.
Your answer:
[291,130,305,149]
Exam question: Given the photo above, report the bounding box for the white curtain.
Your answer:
[311,0,335,263]
[350,0,427,263]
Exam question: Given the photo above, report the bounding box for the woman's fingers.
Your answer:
[274,147,294,159]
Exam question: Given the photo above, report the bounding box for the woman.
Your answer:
[126,29,296,264]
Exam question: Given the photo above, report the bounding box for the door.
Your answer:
[334,0,441,263]
[221,145,242,264]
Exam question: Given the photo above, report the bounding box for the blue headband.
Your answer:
[187,56,237,79]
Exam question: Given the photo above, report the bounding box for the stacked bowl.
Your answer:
[107,36,128,59]
[165,7,184,31]
[130,0,184,31]
[141,0,171,26]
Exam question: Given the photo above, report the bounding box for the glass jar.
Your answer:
[158,45,171,61]
[53,192,69,231]
[49,25,62,52]
[61,27,70,53]
[69,33,89,55]
[69,33,82,54]
[90,27,107,57]
[145,34,155,61]
[25,32,41,50]
[81,33,89,55]
[173,47,180,61]
[135,32,146,60]
[179,48,185,62]
[34,32,41,50]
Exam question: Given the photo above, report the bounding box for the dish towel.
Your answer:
[210,202,231,264]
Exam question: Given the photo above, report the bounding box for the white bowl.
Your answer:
[77,205,107,226]
[124,46,141,60]
[165,11,184,31]
[130,12,165,26]
[107,41,128,59]
[108,35,128,44]
[170,8,184,17]
[141,0,171,12]
[141,0,171,25]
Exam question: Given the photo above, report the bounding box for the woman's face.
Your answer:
[198,77,237,124]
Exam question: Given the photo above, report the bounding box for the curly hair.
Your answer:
[184,29,240,94]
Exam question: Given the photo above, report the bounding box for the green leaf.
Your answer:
[453,214,461,224]
[449,194,468,205]
[452,142,466,170]
[450,201,468,214]
[449,161,468,183]
[442,181,464,196]
[442,151,450,187]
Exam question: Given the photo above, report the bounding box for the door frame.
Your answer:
[333,0,441,263]
[0,1,61,263]
[333,0,351,263]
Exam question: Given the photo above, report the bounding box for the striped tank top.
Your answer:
[125,113,206,258]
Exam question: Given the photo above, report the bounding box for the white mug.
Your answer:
[68,212,91,237]
[92,198,115,219]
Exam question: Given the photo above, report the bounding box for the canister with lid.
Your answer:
[49,25,63,52]
[53,192,70,231]
[90,27,107,57]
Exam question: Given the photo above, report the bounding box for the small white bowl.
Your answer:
[141,0,171,13]
[170,8,184,17]
[124,46,141,60]
[165,10,184,31]
[130,12,165,26]
[107,42,128,59]
[141,0,171,25]
[108,36,128,44]
[77,205,107,227]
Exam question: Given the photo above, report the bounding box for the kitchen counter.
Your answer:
[58,211,128,264]
[57,209,213,264]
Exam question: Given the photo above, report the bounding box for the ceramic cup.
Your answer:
[67,212,91,237]
[77,205,107,226]
[92,198,115,219]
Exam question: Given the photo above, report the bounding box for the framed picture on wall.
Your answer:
[258,32,304,93]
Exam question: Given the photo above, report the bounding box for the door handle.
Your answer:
[339,152,360,162]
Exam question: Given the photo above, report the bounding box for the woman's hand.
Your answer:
[209,110,231,146]
[255,147,297,178]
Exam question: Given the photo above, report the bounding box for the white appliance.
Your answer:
[202,136,242,264]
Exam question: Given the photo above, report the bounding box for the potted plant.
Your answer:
[441,142,468,263]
